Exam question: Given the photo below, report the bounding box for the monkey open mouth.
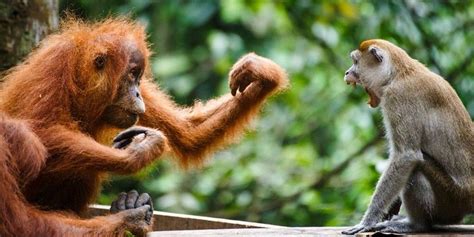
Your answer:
[344,72,380,108]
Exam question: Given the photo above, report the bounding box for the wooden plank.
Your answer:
[149,227,345,237]
[150,210,280,231]
[356,225,474,237]
[89,204,281,231]
[89,206,474,236]
[149,226,474,237]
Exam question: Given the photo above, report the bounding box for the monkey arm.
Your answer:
[139,54,287,167]
[361,87,430,223]
[361,150,423,225]
[39,125,160,174]
[139,81,276,167]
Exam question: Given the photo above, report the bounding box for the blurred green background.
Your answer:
[60,0,474,227]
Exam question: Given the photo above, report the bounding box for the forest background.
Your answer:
[2,0,473,227]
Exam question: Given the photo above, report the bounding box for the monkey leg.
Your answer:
[0,121,153,236]
[0,139,46,236]
[0,131,65,237]
[383,197,402,221]
[377,158,470,234]
[0,151,153,237]
[417,154,469,225]
[0,116,48,186]
[400,171,434,230]
[0,117,52,236]
[371,171,432,233]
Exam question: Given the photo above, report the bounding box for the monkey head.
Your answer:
[344,39,395,108]
[99,39,148,129]
[63,19,151,128]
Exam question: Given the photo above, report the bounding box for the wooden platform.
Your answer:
[149,227,343,237]
[150,227,474,237]
[90,205,474,236]
[152,226,474,237]
[90,204,280,231]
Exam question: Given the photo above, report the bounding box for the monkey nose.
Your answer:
[136,100,146,115]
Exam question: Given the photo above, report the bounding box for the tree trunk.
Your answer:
[0,0,58,75]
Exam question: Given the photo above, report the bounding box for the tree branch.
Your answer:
[258,130,384,213]
[310,131,383,190]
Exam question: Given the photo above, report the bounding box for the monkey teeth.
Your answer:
[346,81,357,88]
[344,74,360,88]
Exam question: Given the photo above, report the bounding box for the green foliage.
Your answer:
[61,0,474,227]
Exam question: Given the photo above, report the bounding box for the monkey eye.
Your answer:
[94,55,106,70]
[130,67,142,80]
[350,54,358,64]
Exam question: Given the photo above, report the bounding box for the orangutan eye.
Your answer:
[130,67,142,81]
[130,68,139,78]
[94,55,106,70]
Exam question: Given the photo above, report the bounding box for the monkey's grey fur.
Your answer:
[342,39,474,234]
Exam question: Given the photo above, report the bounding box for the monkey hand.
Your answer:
[110,190,154,237]
[229,53,288,96]
[113,126,167,172]
[342,222,378,235]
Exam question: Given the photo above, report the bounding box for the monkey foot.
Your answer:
[373,219,428,233]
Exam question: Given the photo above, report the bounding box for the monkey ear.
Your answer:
[369,46,383,63]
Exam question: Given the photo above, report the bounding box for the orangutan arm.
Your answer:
[39,125,165,174]
[138,53,288,167]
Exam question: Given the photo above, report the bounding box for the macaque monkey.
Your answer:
[342,39,474,234]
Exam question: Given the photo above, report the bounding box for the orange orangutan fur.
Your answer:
[0,17,287,236]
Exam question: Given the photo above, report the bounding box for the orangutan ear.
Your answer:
[369,46,383,63]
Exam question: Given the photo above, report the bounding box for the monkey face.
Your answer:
[344,43,393,108]
[344,50,362,87]
[67,21,151,128]
[101,41,147,128]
